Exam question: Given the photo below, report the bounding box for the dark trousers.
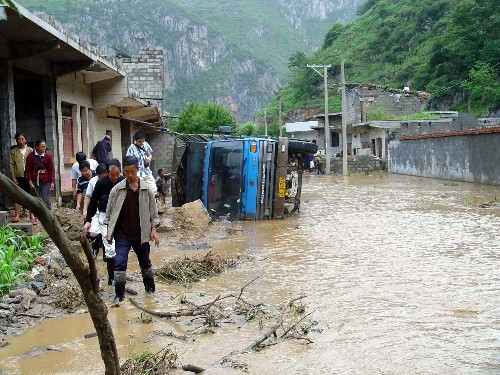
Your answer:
[114,235,152,271]
[35,182,51,209]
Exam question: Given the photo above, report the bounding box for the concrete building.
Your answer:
[0,4,163,206]
[285,121,319,142]
[310,84,430,165]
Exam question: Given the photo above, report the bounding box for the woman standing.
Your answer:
[9,132,33,222]
[25,139,55,222]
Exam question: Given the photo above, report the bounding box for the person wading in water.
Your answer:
[105,155,160,304]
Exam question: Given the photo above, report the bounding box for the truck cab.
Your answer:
[172,135,317,220]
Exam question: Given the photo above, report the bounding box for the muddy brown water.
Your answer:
[1,173,500,374]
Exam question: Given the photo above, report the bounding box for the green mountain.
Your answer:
[278,0,500,117]
[18,0,366,121]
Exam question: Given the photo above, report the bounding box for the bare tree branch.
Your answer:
[129,297,205,318]
[0,173,120,375]
[80,236,99,294]
[238,275,262,301]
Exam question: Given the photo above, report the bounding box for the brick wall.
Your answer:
[145,131,176,176]
[120,48,165,112]
[330,156,385,173]
[347,86,427,123]
[478,118,500,128]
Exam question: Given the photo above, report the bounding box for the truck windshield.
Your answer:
[207,140,244,219]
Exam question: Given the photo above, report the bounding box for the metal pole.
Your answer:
[307,64,331,174]
[264,108,268,136]
[341,59,348,175]
[278,96,282,137]
[323,65,330,175]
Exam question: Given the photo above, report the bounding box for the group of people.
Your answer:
[9,133,55,224]
[9,130,168,304]
[304,153,324,175]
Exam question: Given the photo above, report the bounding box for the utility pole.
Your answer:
[264,108,268,136]
[307,64,331,175]
[278,96,282,137]
[341,59,347,175]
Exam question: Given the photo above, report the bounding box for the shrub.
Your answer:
[0,225,46,295]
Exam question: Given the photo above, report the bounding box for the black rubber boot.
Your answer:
[141,267,155,293]
[92,234,101,259]
[113,271,126,304]
[106,257,116,285]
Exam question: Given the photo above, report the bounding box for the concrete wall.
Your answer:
[56,73,92,191]
[93,107,122,161]
[389,133,500,185]
[56,73,123,192]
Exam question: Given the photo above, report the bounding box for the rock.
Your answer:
[30,281,45,294]
[0,340,9,347]
[50,262,63,277]
[0,303,13,312]
[53,208,85,241]
[35,256,46,266]
[29,265,46,283]
[157,217,176,233]
[0,310,11,318]
[9,288,37,311]
[3,295,22,304]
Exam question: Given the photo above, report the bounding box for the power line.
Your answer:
[430,61,500,97]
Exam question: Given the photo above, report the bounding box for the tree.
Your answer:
[236,122,259,136]
[288,51,307,74]
[322,23,344,49]
[0,174,120,375]
[0,0,17,10]
[461,61,500,115]
[172,102,236,134]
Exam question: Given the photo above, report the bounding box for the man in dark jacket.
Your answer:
[83,158,124,285]
[93,135,112,164]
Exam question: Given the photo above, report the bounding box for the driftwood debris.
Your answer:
[129,298,206,319]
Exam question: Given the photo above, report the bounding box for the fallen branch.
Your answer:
[17,313,58,319]
[286,294,307,308]
[182,364,205,373]
[279,310,315,339]
[238,275,262,301]
[217,318,283,365]
[129,298,205,318]
[125,287,138,296]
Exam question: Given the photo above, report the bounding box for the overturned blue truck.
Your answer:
[171,134,317,220]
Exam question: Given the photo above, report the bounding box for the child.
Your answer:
[75,160,96,211]
[155,169,171,204]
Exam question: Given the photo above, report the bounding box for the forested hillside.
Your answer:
[18,0,365,121]
[279,0,500,117]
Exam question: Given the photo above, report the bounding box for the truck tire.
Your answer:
[288,140,318,154]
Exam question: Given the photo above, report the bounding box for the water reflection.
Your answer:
[1,173,500,374]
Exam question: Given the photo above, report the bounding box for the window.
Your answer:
[62,103,74,162]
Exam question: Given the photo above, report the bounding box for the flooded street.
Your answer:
[1,173,500,374]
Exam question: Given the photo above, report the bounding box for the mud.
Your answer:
[0,199,236,340]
